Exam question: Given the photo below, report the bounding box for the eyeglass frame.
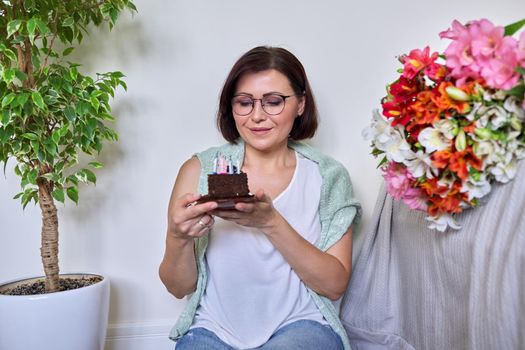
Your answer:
[231,93,303,116]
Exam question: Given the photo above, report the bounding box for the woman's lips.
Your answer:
[249,127,272,136]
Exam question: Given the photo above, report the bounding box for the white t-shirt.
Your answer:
[191,152,327,348]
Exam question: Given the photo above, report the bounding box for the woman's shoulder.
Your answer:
[194,141,241,159]
[290,141,349,176]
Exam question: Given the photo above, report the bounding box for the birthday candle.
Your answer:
[218,155,227,174]
[212,153,218,174]
[228,156,233,174]
[235,159,241,174]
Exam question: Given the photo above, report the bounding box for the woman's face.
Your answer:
[232,69,305,153]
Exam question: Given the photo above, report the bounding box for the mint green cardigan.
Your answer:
[169,139,361,350]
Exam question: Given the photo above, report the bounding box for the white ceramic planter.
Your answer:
[0,273,110,350]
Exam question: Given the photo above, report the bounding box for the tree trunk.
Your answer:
[38,180,60,292]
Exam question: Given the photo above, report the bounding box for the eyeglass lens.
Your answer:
[232,95,286,116]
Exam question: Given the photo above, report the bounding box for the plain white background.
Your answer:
[1,0,524,347]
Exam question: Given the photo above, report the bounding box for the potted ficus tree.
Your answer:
[0,1,136,349]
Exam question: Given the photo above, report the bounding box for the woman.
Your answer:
[159,46,361,350]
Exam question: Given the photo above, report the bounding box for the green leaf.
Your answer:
[83,169,97,184]
[62,47,75,56]
[22,133,38,140]
[52,129,61,144]
[3,68,15,83]
[64,106,76,121]
[7,20,23,38]
[13,192,23,200]
[24,0,35,10]
[14,70,28,82]
[506,84,525,98]
[67,186,79,204]
[110,8,119,25]
[90,95,100,111]
[517,66,525,75]
[27,18,37,36]
[59,125,69,137]
[100,112,115,121]
[2,93,16,108]
[70,67,78,81]
[63,17,75,27]
[44,140,56,156]
[27,169,38,184]
[3,49,17,62]
[504,18,525,36]
[1,111,10,125]
[16,93,29,108]
[34,18,49,35]
[52,188,65,203]
[31,91,45,110]
[89,161,103,169]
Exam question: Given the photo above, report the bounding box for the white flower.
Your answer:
[418,127,451,153]
[465,102,483,122]
[503,96,525,120]
[506,131,522,154]
[490,156,518,183]
[460,175,491,201]
[362,109,391,144]
[426,214,462,232]
[476,105,509,129]
[384,133,413,163]
[404,150,436,178]
[433,119,457,139]
[515,145,525,160]
[363,110,414,164]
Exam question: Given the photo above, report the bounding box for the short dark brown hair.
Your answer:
[217,46,318,143]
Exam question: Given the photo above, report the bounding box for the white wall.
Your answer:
[1,0,524,348]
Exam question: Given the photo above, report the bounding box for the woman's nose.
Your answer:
[250,100,268,122]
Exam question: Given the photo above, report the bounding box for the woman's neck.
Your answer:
[242,141,295,172]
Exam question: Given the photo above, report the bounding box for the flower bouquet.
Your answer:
[364,18,525,231]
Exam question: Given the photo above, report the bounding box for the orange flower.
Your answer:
[432,148,482,181]
[432,81,471,115]
[431,150,452,169]
[427,193,464,216]
[449,148,483,180]
[407,91,441,130]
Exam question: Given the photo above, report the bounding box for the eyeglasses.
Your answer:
[232,94,296,116]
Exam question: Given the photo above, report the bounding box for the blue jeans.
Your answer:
[175,319,344,350]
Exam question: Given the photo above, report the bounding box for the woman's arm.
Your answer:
[213,190,352,301]
[159,157,218,299]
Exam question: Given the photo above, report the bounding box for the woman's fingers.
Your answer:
[188,214,215,237]
[169,193,217,238]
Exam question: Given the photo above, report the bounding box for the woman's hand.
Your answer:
[168,193,218,240]
[211,189,280,232]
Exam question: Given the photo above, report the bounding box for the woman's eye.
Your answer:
[234,99,253,106]
[264,97,283,106]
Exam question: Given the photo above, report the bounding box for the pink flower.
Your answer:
[518,31,525,64]
[383,162,414,200]
[480,37,520,90]
[383,162,428,211]
[401,46,439,80]
[439,19,468,40]
[440,20,482,84]
[470,19,505,62]
[440,18,520,89]
[402,187,428,211]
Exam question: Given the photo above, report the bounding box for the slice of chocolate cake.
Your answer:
[197,172,255,209]
[207,172,250,198]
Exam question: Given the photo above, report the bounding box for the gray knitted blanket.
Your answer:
[341,162,525,349]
